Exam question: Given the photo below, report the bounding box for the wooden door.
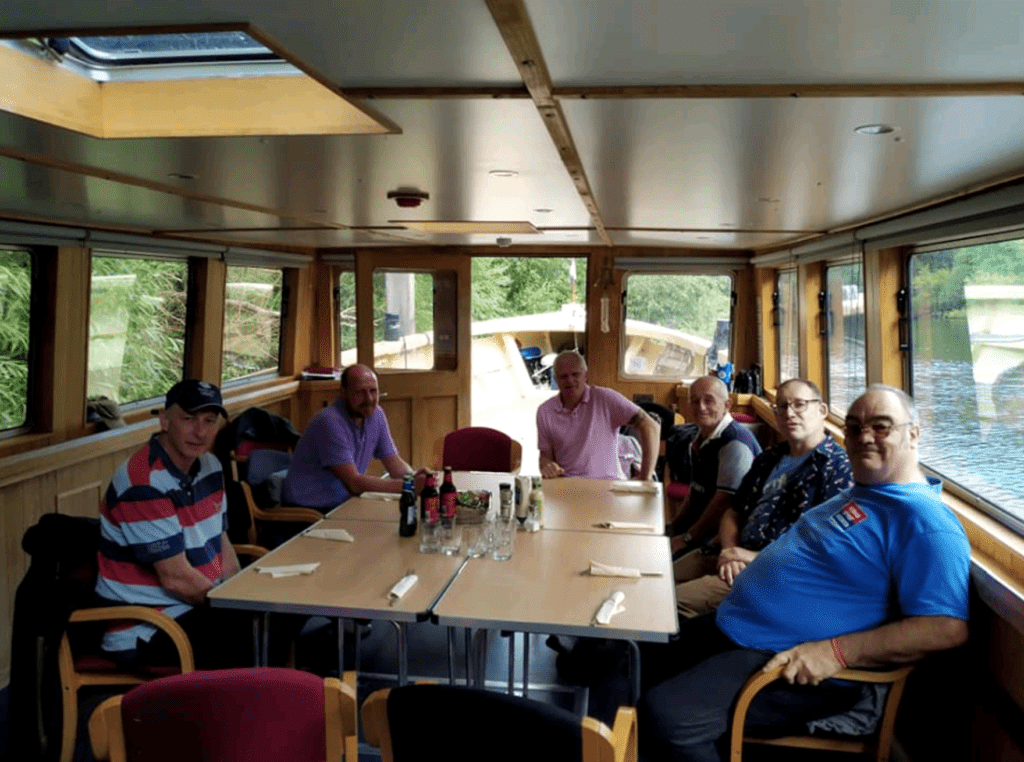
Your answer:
[355,249,471,471]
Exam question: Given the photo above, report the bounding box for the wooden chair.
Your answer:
[432,426,523,473]
[58,606,195,762]
[729,664,914,762]
[230,447,322,546]
[88,667,359,762]
[362,684,637,762]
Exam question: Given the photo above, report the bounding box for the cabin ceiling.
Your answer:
[2,0,1024,256]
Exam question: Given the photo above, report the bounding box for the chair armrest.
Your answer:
[582,706,637,762]
[68,605,195,671]
[361,688,392,755]
[233,543,268,560]
[260,506,325,524]
[88,695,124,762]
[325,675,359,761]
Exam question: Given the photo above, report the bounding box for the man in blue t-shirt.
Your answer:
[642,385,970,762]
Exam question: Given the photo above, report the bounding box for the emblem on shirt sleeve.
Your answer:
[829,501,868,531]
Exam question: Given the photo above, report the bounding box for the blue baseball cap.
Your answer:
[165,380,227,418]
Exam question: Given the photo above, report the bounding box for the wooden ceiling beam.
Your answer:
[556,82,1024,98]
[485,0,612,246]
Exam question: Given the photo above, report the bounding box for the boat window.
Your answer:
[222,266,283,384]
[337,270,357,366]
[373,271,435,371]
[909,240,1024,527]
[824,262,866,415]
[0,248,32,431]
[776,269,799,385]
[621,273,732,380]
[88,255,187,407]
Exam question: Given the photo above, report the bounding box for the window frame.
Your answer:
[775,268,799,387]
[906,233,1024,537]
[822,257,867,418]
[618,268,736,382]
[0,245,37,438]
[220,264,285,388]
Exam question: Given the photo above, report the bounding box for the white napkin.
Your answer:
[256,562,321,579]
[304,527,355,542]
[359,492,399,501]
[594,591,627,625]
[592,521,657,531]
[609,481,659,494]
[389,573,418,600]
[589,560,663,578]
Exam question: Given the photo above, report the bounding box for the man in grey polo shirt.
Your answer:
[284,364,426,511]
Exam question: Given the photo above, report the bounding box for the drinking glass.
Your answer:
[440,516,462,556]
[491,514,516,561]
[465,522,490,558]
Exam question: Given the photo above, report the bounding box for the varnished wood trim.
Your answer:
[863,247,905,388]
[279,268,314,377]
[185,258,226,383]
[485,0,612,247]
[798,263,826,393]
[0,43,101,135]
[754,267,778,386]
[0,380,298,490]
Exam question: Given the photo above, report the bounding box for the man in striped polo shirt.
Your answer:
[95,379,247,668]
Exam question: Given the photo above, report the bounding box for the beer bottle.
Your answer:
[439,467,458,520]
[398,474,417,537]
[419,473,440,553]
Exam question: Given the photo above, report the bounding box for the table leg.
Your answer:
[522,633,530,699]
[464,628,472,686]
[336,617,345,676]
[472,629,489,688]
[447,627,457,685]
[251,614,261,666]
[260,612,270,667]
[627,640,641,706]
[507,632,515,694]
[390,621,409,685]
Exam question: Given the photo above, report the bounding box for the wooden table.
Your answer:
[325,474,664,536]
[431,528,677,701]
[540,477,664,534]
[209,519,465,683]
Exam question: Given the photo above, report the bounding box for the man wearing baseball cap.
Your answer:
[95,379,249,669]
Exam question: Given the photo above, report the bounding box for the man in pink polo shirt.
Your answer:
[537,350,659,480]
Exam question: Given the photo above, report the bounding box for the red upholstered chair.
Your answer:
[432,427,523,473]
[88,667,359,762]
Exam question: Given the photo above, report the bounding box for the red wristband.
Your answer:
[830,636,848,668]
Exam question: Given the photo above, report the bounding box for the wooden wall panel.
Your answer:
[55,481,103,517]
[754,266,777,389]
[864,247,905,388]
[185,258,226,383]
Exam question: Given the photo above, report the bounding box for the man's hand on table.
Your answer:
[540,461,565,479]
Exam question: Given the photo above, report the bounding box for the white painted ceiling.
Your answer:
[1,0,1024,254]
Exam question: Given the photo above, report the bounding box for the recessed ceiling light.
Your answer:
[534,208,552,213]
[854,124,895,136]
[488,170,519,178]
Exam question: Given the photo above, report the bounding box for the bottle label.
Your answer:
[424,496,439,522]
[441,492,457,518]
[407,504,417,525]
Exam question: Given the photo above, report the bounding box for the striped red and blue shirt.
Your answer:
[95,435,226,655]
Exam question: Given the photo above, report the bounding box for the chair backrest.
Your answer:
[364,685,626,762]
[89,667,357,762]
[434,427,523,473]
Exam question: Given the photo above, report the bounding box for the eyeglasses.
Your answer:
[772,398,821,414]
[843,420,911,439]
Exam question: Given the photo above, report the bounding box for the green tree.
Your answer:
[0,250,31,429]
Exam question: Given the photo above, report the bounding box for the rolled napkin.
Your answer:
[256,562,321,579]
[609,481,659,494]
[304,527,355,542]
[389,573,418,601]
[592,521,657,532]
[593,591,627,625]
[588,560,663,578]
[359,492,399,501]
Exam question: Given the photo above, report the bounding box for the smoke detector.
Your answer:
[387,188,430,208]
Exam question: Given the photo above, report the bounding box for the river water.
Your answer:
[912,357,1024,522]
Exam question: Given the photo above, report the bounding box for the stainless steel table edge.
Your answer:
[207,595,426,623]
[430,614,676,643]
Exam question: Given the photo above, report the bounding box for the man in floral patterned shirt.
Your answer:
[675,378,852,615]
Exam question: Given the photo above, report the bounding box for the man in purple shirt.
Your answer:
[284,364,426,510]
[537,351,659,480]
